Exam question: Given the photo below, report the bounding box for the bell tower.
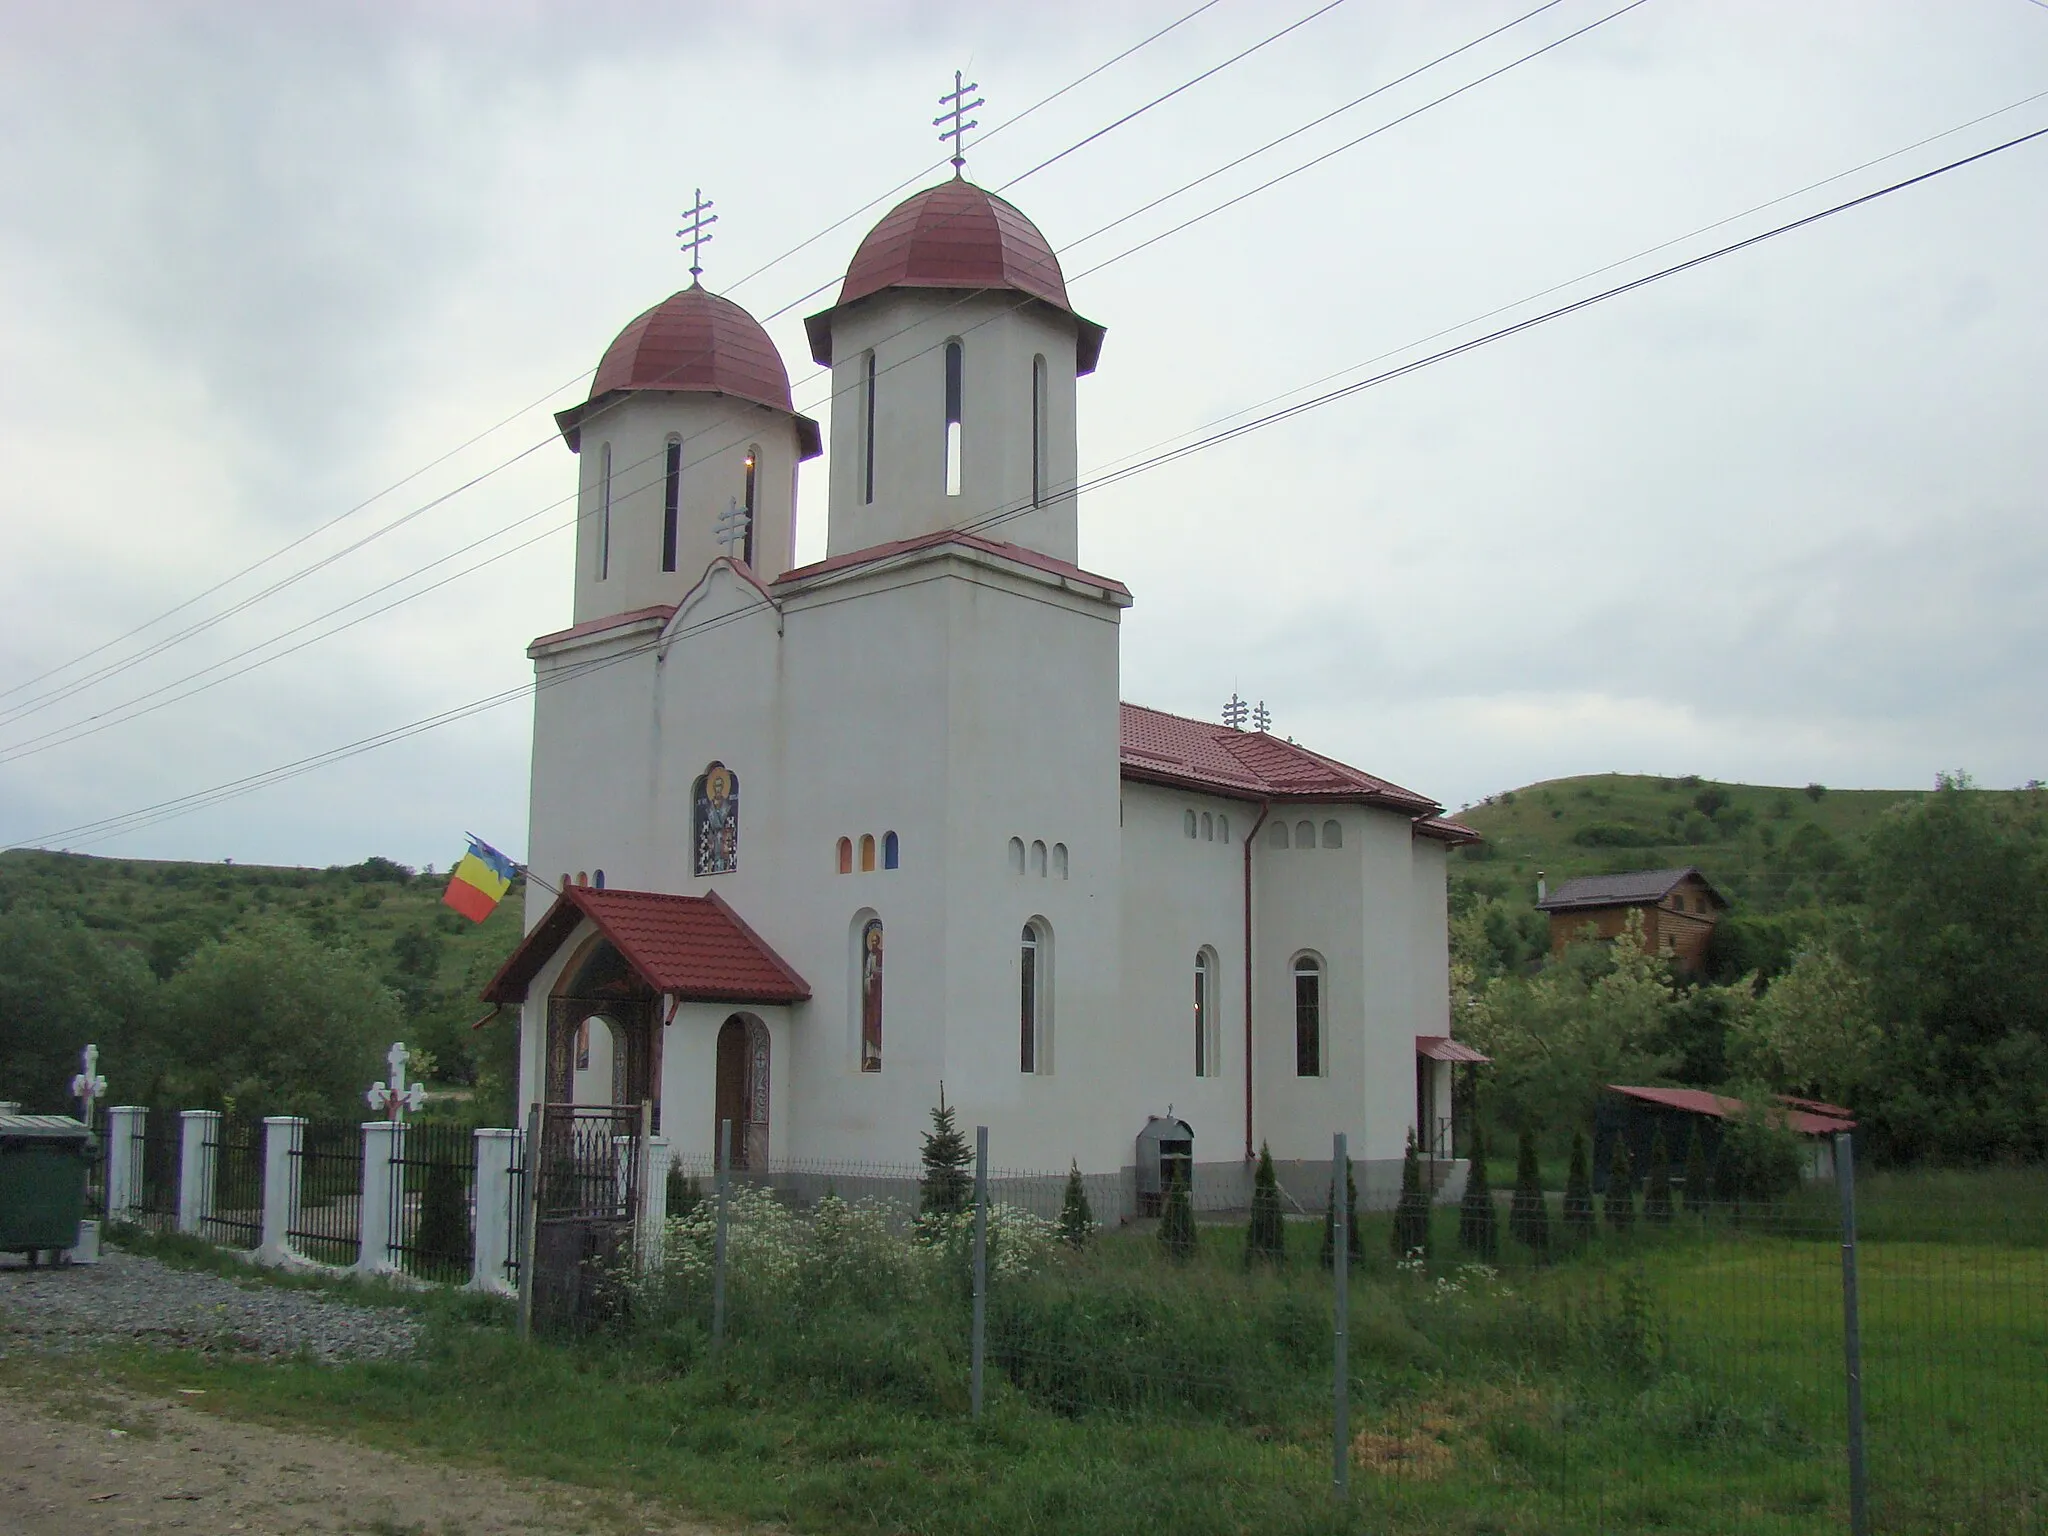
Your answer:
[804,91,1104,566]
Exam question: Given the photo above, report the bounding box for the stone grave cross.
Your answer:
[70,1043,108,1130]
[366,1041,429,1123]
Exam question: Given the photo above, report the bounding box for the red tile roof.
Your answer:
[483,887,810,1006]
[556,285,822,459]
[1415,815,1484,846]
[805,179,1105,373]
[1606,1084,1854,1136]
[1118,703,1440,813]
[527,603,677,655]
[775,529,1131,598]
[1417,1035,1490,1063]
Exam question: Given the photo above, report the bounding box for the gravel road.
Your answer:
[0,1250,423,1361]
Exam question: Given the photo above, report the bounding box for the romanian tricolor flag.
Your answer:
[443,836,519,923]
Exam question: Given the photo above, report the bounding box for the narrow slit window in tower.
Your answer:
[863,350,878,505]
[661,436,682,572]
[943,340,964,497]
[742,447,759,567]
[597,442,613,581]
[1031,354,1047,507]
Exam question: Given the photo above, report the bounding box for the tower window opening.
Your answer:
[943,340,964,498]
[1195,948,1219,1077]
[597,442,613,581]
[862,350,878,506]
[1294,955,1323,1078]
[661,436,682,572]
[1020,920,1050,1074]
[742,447,759,567]
[860,834,876,873]
[837,837,853,875]
[883,830,900,870]
[1031,354,1047,507]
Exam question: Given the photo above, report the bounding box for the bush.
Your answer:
[1509,1126,1550,1257]
[1564,1131,1595,1244]
[1643,1125,1673,1225]
[1392,1129,1431,1262]
[1458,1122,1497,1260]
[1057,1160,1093,1248]
[1682,1123,1710,1213]
[1158,1169,1196,1262]
[411,1159,473,1280]
[1319,1152,1362,1270]
[1605,1137,1636,1233]
[1244,1143,1285,1266]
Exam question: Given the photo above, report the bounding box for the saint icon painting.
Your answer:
[693,761,739,876]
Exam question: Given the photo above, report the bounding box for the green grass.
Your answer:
[64,1177,2047,1536]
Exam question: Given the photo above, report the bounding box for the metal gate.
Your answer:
[522,1103,645,1336]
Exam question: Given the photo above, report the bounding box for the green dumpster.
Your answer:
[0,1114,94,1264]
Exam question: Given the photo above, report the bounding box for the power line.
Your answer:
[27,118,2046,851]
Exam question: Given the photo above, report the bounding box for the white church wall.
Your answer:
[1354,808,1425,1184]
[1116,780,1247,1186]
[823,292,1082,566]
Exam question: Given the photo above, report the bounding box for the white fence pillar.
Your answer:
[257,1116,305,1265]
[470,1127,519,1295]
[177,1110,219,1235]
[356,1120,403,1276]
[105,1105,146,1221]
[638,1135,670,1269]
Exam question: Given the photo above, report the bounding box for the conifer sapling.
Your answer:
[1057,1160,1094,1248]
[1509,1125,1550,1258]
[1604,1134,1635,1233]
[1158,1165,1197,1261]
[1643,1124,1673,1225]
[1320,1151,1362,1270]
[1245,1142,1286,1266]
[1682,1123,1710,1215]
[918,1083,973,1216]
[1563,1130,1596,1243]
[1392,1127,1432,1263]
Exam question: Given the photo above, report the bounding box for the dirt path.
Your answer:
[0,1374,725,1535]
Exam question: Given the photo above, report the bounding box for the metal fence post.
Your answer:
[711,1117,732,1353]
[1333,1130,1350,1500]
[177,1109,218,1235]
[516,1105,540,1339]
[972,1125,989,1419]
[1837,1131,1871,1536]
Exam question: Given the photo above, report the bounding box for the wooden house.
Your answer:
[1536,866,1728,971]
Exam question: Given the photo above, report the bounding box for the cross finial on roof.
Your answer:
[676,188,718,285]
[934,70,984,176]
[1253,700,1272,733]
[1223,692,1249,730]
[715,495,751,558]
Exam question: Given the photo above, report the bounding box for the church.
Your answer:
[483,166,1481,1211]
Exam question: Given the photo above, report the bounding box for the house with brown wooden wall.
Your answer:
[1536,866,1728,972]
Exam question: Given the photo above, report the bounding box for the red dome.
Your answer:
[805,179,1103,373]
[556,285,819,457]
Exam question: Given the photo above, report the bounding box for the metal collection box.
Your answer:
[1135,1114,1193,1217]
[0,1114,94,1264]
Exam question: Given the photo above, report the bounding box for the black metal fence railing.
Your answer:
[200,1114,262,1248]
[504,1132,526,1292]
[136,1115,179,1228]
[287,1120,362,1267]
[389,1122,478,1284]
[83,1129,106,1219]
[527,1105,644,1337]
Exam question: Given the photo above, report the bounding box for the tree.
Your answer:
[1728,946,1880,1108]
[1508,1126,1550,1257]
[1457,1121,1497,1260]
[1643,1125,1673,1225]
[918,1084,973,1216]
[1563,1131,1595,1244]
[1318,1150,1363,1270]
[1391,1128,1432,1262]
[1244,1142,1286,1266]
[411,1158,473,1280]
[1057,1160,1094,1248]
[1604,1136,1635,1233]
[1157,1166,1196,1261]
[0,905,155,1113]
[1682,1123,1710,1214]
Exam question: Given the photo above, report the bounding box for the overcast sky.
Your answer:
[2,0,2043,869]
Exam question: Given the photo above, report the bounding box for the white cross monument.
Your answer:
[70,1043,108,1130]
[366,1041,429,1123]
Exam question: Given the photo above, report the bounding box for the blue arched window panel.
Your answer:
[883,830,900,870]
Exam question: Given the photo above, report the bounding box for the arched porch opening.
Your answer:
[545,932,661,1130]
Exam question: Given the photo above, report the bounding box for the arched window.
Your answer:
[1296,819,1316,849]
[857,915,883,1072]
[1294,955,1323,1077]
[596,442,613,581]
[574,1017,591,1072]
[943,339,964,497]
[593,869,605,890]
[1201,812,1214,841]
[1030,839,1047,877]
[1031,353,1047,507]
[662,435,682,572]
[837,837,853,875]
[692,762,740,875]
[859,834,876,873]
[558,872,570,891]
[1007,836,1025,874]
[576,871,588,887]
[883,830,900,870]
[1184,809,1198,839]
[1218,813,1230,843]
[1020,920,1050,1073]
[741,447,759,567]
[1194,948,1218,1077]
[1269,821,1289,849]
[1322,819,1343,849]
[862,350,878,505]
[1052,842,1068,879]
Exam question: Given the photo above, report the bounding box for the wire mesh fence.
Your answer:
[601,1133,2045,1534]
[286,1119,362,1267]
[389,1122,478,1284]
[199,1114,262,1248]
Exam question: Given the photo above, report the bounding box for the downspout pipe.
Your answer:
[1243,799,1271,1162]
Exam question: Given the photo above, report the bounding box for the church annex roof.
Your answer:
[555,285,823,458]
[805,179,1105,373]
[482,886,810,1006]
[1118,703,1443,815]
[1538,867,1727,913]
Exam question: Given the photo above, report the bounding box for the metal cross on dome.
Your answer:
[70,1043,108,1131]
[934,71,983,175]
[715,496,751,559]
[366,1040,428,1123]
[677,188,717,285]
